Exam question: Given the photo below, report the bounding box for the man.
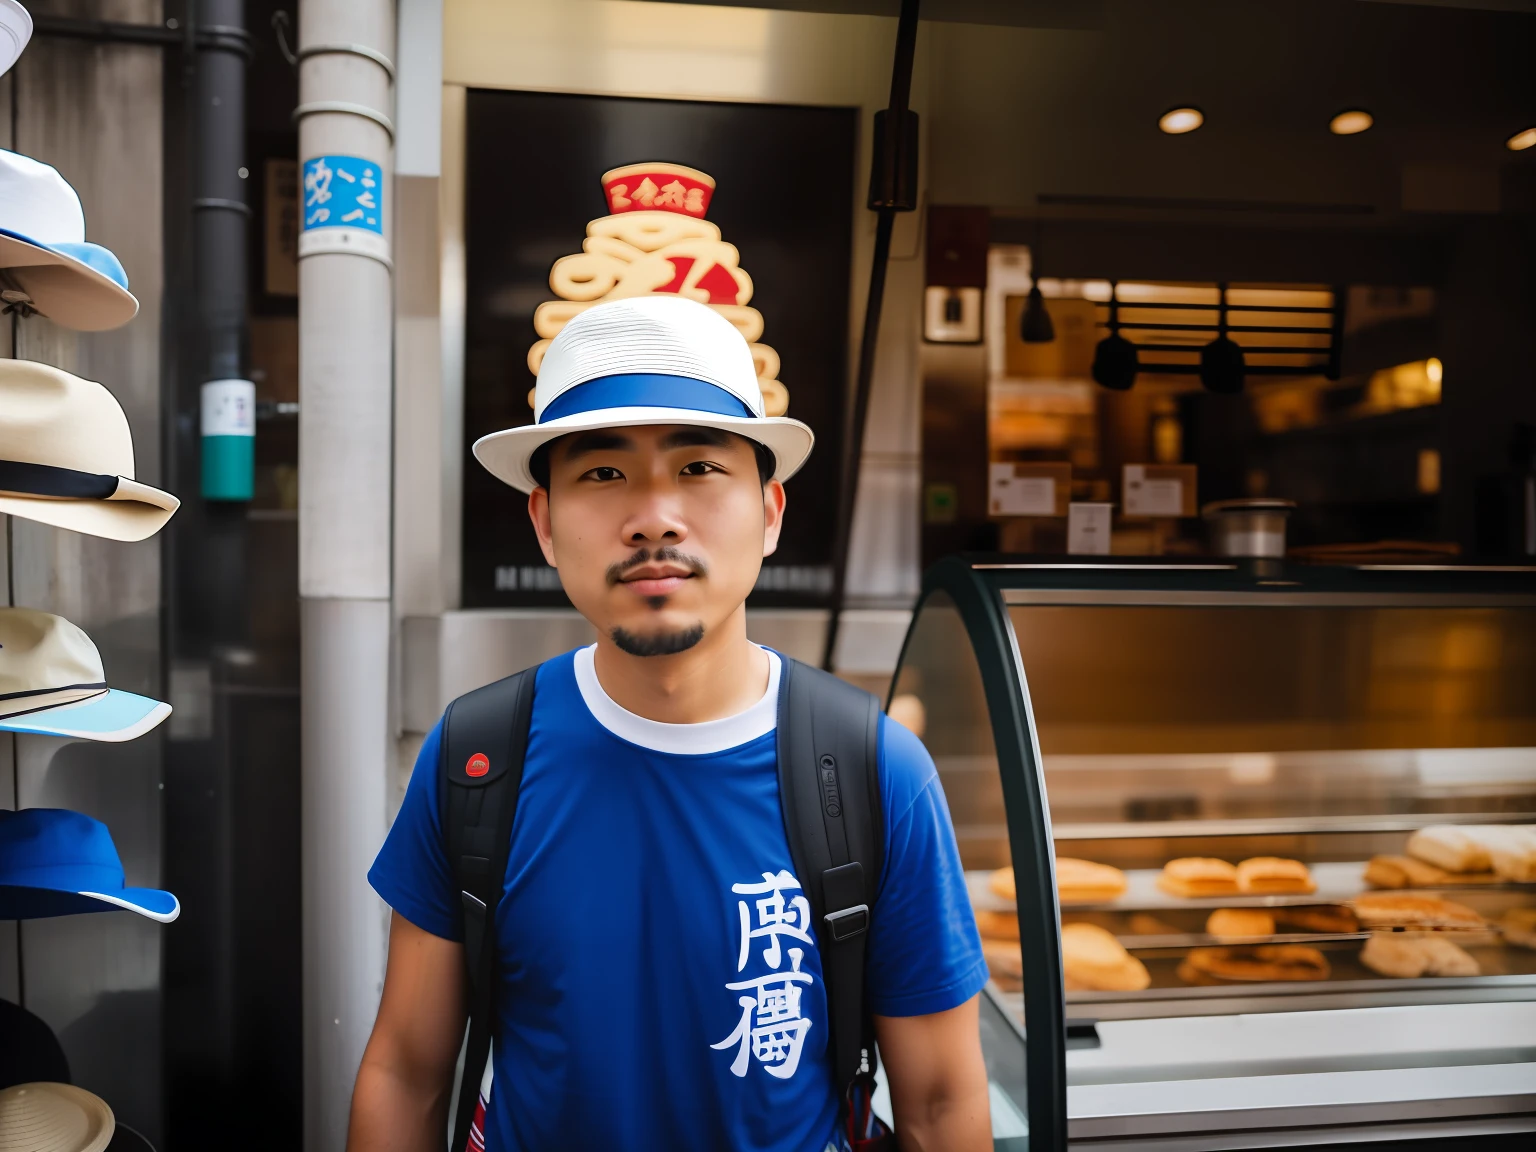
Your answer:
[351,296,991,1151]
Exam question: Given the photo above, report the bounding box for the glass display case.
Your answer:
[890,557,1536,1149]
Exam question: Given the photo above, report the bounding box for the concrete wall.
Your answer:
[0,1,168,1143]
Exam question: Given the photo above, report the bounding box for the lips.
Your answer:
[618,566,695,598]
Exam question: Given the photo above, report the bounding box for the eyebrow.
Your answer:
[558,430,636,463]
[658,426,733,451]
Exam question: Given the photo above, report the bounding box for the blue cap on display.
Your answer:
[0,608,172,742]
[0,808,179,922]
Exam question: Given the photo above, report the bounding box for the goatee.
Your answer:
[611,623,705,657]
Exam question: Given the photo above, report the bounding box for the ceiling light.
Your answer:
[1159,107,1204,135]
[1508,127,1536,151]
[1330,110,1373,136]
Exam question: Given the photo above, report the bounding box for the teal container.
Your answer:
[200,379,256,502]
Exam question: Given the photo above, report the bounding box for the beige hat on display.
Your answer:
[0,1,31,80]
[0,1083,114,1152]
[0,359,178,541]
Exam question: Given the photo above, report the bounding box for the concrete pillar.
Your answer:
[296,1,396,1148]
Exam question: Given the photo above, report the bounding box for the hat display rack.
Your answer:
[0,14,178,1149]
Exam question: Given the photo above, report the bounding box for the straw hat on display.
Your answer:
[0,359,178,541]
[0,1083,114,1152]
[0,149,137,331]
[474,295,814,495]
[0,608,171,741]
[0,808,180,922]
[0,1,31,80]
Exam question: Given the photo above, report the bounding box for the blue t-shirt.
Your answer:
[369,647,986,1152]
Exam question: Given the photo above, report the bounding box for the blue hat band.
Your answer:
[539,373,755,425]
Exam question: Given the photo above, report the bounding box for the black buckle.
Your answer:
[824,903,869,942]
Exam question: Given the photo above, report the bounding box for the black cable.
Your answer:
[820,0,921,673]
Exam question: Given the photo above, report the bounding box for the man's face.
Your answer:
[527,425,786,657]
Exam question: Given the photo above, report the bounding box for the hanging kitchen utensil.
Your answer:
[1200,283,1246,394]
[1092,281,1138,391]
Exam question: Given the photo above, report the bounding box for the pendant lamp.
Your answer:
[1020,228,1055,343]
[1092,281,1138,391]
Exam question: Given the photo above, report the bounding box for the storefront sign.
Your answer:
[298,154,388,264]
[1123,463,1197,517]
[530,161,787,416]
[989,461,1071,517]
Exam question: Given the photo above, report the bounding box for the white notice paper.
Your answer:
[1067,503,1113,554]
[1123,464,1184,517]
[989,464,1056,516]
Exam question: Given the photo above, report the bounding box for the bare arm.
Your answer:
[347,912,468,1152]
[876,995,992,1152]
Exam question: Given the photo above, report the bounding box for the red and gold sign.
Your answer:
[529,161,788,416]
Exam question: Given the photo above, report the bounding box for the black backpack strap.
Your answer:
[440,664,538,1152]
[775,656,884,1093]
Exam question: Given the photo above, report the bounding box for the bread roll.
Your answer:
[1363,855,1499,888]
[1406,825,1492,873]
[1276,905,1359,934]
[1352,892,1484,930]
[1061,922,1151,992]
[1056,857,1128,904]
[989,866,1016,902]
[1236,856,1316,895]
[975,909,1020,942]
[1157,857,1240,898]
[1127,913,1181,936]
[1359,932,1480,979]
[1462,825,1536,884]
[1177,944,1329,984]
[1206,908,1275,939]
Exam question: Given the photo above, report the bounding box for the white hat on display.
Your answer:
[0,1083,114,1152]
[0,149,138,331]
[473,295,814,494]
[0,358,179,541]
[0,0,30,81]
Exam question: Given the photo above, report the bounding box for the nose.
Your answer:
[620,474,689,547]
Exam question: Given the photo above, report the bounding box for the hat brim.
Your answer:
[0,234,138,332]
[0,1081,115,1152]
[0,883,179,923]
[472,406,815,495]
[0,689,171,742]
[0,484,179,542]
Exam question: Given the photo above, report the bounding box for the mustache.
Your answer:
[604,546,709,587]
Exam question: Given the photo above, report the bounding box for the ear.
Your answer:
[761,478,787,558]
[527,487,558,566]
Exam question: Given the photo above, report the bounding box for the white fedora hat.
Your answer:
[0,1083,114,1152]
[0,149,138,332]
[0,608,171,742]
[0,359,178,542]
[0,1,31,80]
[473,295,813,494]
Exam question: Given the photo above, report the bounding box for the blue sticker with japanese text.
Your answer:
[302,155,382,233]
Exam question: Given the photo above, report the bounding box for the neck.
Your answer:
[591,605,768,724]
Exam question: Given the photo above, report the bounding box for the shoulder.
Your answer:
[878,714,939,828]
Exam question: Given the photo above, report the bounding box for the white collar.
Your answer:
[572,643,780,755]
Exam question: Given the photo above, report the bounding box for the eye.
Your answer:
[580,466,624,483]
[680,460,722,477]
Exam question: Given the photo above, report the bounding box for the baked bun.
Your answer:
[1464,825,1536,884]
[1177,944,1330,985]
[1236,856,1315,895]
[1276,905,1359,934]
[1056,857,1128,904]
[989,866,1016,902]
[1157,857,1240,898]
[1406,825,1491,873]
[1206,908,1276,940]
[1061,923,1151,992]
[1360,932,1480,978]
[1352,892,1484,930]
[1363,854,1499,889]
[975,909,1020,942]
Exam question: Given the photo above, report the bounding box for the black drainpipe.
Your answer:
[820,0,922,672]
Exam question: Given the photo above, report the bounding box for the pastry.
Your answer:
[1360,933,1480,978]
[1206,908,1275,939]
[1236,856,1316,895]
[1363,855,1499,889]
[1061,922,1151,992]
[1500,907,1536,950]
[1177,944,1330,984]
[1352,892,1484,930]
[1463,825,1536,884]
[989,866,1016,903]
[1157,857,1240,898]
[1056,857,1128,904]
[1406,825,1492,874]
[983,938,1023,992]
[1127,913,1181,936]
[975,909,1020,942]
[1276,905,1359,934]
